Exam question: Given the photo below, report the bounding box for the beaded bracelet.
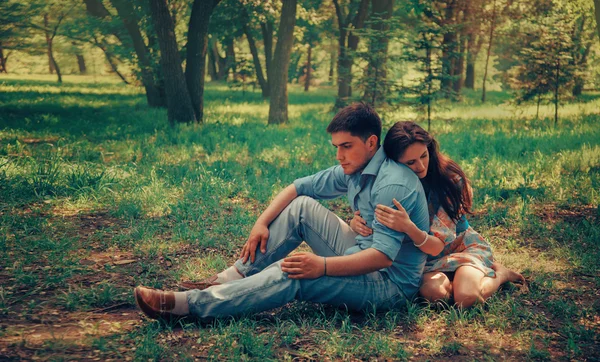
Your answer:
[414,231,429,248]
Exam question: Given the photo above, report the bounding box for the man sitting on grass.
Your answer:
[134,103,430,321]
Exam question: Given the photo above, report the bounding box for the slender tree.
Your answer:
[268,0,298,124]
[186,0,222,122]
[332,0,370,107]
[481,0,496,103]
[361,0,395,106]
[110,0,165,107]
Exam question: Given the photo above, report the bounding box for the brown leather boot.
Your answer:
[178,275,220,291]
[134,286,188,321]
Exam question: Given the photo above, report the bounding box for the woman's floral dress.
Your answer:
[423,191,495,277]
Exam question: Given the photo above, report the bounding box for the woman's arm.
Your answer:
[374,199,445,256]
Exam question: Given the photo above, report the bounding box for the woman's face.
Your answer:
[397,142,429,179]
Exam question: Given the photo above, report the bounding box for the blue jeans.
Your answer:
[186,196,406,319]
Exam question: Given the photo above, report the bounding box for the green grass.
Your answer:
[0,75,599,360]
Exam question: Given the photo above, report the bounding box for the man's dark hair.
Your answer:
[326,103,382,144]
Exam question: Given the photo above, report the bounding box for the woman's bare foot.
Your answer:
[492,262,526,286]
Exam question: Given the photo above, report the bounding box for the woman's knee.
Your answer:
[453,288,481,308]
[419,273,452,302]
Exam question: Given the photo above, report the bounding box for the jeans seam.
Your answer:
[192,271,293,306]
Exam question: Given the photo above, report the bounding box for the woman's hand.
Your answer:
[281,252,325,279]
[349,211,373,236]
[375,198,415,233]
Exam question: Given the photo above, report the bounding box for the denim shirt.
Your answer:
[293,147,429,299]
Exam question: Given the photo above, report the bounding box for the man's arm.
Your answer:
[242,165,349,263]
[282,248,392,279]
[240,184,297,263]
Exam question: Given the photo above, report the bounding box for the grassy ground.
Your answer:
[0,75,599,361]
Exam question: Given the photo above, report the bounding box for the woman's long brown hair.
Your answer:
[383,121,472,221]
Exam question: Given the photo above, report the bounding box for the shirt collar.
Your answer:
[361,147,386,177]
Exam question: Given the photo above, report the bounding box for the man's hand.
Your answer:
[349,210,373,236]
[240,223,269,263]
[281,252,325,279]
[375,198,415,233]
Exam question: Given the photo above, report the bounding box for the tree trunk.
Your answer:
[110,0,165,107]
[76,54,87,74]
[210,40,227,80]
[594,0,600,42]
[261,21,274,86]
[464,1,484,90]
[224,37,236,78]
[452,34,466,94]
[207,39,218,81]
[268,0,298,125]
[304,43,312,92]
[44,14,55,74]
[363,0,394,106]
[333,0,370,107]
[481,0,497,103]
[149,0,196,125]
[0,42,7,73]
[329,39,336,83]
[243,23,269,97]
[185,0,220,122]
[554,58,559,127]
[441,1,457,96]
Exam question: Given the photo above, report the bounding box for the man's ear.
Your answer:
[367,135,378,150]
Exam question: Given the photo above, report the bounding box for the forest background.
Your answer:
[0,0,599,360]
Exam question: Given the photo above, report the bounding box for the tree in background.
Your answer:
[109,0,165,107]
[398,1,445,131]
[148,0,196,124]
[359,0,395,107]
[268,0,298,124]
[332,0,370,108]
[507,0,579,125]
[185,0,222,122]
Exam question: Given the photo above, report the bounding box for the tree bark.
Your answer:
[149,0,196,124]
[244,23,269,97]
[185,0,221,122]
[268,0,298,124]
[304,43,312,92]
[0,42,8,73]
[464,1,484,89]
[554,58,559,126]
[441,0,457,96]
[363,0,394,106]
[44,14,55,74]
[332,0,370,107]
[481,0,497,103]
[224,37,236,77]
[110,0,165,107]
[329,39,336,83]
[207,39,218,80]
[76,54,87,74]
[261,21,274,87]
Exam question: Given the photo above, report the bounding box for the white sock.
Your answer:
[172,292,189,315]
[215,266,244,284]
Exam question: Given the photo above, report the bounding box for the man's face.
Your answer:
[331,131,377,175]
